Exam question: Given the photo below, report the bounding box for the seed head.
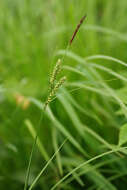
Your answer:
[54,76,67,92]
[50,59,62,89]
[44,76,66,110]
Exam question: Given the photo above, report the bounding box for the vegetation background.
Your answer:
[1,0,127,189]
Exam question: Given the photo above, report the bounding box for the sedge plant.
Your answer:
[24,14,87,190]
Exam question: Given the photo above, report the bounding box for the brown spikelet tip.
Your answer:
[69,14,87,45]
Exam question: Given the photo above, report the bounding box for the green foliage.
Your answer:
[119,124,127,146]
[1,0,127,190]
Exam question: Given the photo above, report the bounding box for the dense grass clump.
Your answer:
[1,0,127,190]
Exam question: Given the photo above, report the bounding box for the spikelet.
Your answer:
[50,59,61,90]
[53,76,66,92]
[44,76,66,110]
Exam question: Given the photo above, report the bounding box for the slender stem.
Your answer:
[24,134,38,190]
[24,105,45,190]
[28,139,67,190]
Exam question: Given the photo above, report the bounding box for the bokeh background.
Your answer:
[1,0,127,189]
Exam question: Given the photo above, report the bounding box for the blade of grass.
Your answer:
[25,119,49,161]
[63,157,120,186]
[65,82,109,97]
[58,92,121,155]
[85,54,127,67]
[61,87,103,125]
[23,109,45,190]
[51,147,127,190]
[88,66,127,117]
[28,139,67,190]
[29,97,89,158]
[67,166,85,187]
[52,128,63,176]
[90,63,127,82]
[82,25,127,42]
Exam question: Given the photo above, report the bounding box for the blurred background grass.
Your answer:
[1,0,127,189]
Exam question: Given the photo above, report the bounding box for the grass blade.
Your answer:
[51,147,127,190]
[28,139,67,190]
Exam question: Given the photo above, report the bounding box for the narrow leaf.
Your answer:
[119,123,127,146]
